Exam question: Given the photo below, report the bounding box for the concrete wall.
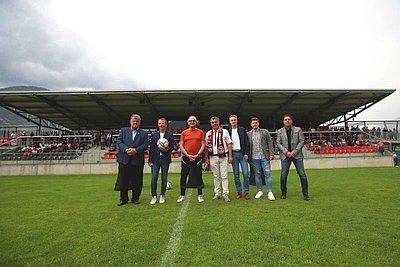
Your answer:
[0,156,394,176]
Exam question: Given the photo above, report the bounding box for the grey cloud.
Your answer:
[0,0,139,90]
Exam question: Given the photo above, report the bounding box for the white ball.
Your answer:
[157,137,169,150]
[166,182,172,190]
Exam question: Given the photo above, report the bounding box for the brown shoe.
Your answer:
[245,193,251,200]
[236,193,242,199]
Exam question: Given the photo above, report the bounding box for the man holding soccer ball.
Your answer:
[148,118,175,204]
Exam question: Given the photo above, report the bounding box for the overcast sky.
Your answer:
[0,0,399,120]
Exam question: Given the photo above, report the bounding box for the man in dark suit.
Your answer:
[116,113,148,206]
[276,114,310,200]
[148,118,174,204]
[228,114,251,200]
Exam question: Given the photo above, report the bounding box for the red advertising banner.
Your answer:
[0,138,16,145]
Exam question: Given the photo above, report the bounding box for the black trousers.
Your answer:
[180,157,203,196]
[118,163,144,203]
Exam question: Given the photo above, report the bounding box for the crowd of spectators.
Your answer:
[2,123,398,161]
[0,141,83,161]
[304,131,373,151]
[0,131,93,161]
[20,141,83,157]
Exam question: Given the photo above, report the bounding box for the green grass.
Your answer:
[1,168,399,266]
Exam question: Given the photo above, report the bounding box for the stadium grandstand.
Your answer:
[0,88,399,175]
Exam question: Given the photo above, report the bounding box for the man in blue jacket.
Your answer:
[116,114,149,206]
[148,118,174,204]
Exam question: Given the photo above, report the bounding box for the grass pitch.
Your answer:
[0,167,399,266]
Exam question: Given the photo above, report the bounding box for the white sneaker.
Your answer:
[267,192,276,201]
[197,195,204,203]
[159,195,165,204]
[177,195,185,203]
[150,196,157,205]
[255,191,263,199]
[223,195,231,202]
[212,194,221,200]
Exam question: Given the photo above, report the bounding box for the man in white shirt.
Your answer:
[205,116,233,202]
[228,115,251,200]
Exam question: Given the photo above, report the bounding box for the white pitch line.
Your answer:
[160,189,193,267]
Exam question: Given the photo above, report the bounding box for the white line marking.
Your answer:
[160,189,193,267]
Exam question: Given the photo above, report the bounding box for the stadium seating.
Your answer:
[100,150,181,160]
[101,149,118,160]
[0,151,81,161]
[310,146,378,155]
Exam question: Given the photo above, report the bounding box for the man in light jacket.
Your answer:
[247,117,275,201]
[276,114,310,200]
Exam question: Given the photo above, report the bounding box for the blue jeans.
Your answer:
[251,157,273,192]
[151,161,170,196]
[232,151,250,193]
[280,158,309,196]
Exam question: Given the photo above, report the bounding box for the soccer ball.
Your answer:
[157,138,169,150]
[166,182,172,190]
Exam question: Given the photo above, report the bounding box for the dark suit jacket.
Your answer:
[116,127,148,165]
[228,126,250,156]
[148,131,174,164]
[276,126,305,159]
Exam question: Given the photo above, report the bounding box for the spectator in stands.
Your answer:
[205,116,233,202]
[21,146,31,158]
[276,114,310,201]
[177,115,205,203]
[115,114,148,206]
[371,127,376,136]
[376,127,381,138]
[247,117,275,201]
[29,132,34,145]
[148,118,174,205]
[383,128,388,139]
[393,153,398,167]
[377,140,385,156]
[356,133,365,146]
[21,131,27,146]
[10,131,17,146]
[106,132,112,147]
[228,114,251,200]
[388,130,394,140]
[100,133,106,150]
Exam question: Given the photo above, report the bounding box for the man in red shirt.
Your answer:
[177,115,206,203]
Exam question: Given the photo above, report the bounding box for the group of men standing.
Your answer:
[115,113,309,206]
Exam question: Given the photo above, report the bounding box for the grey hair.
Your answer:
[210,116,220,122]
[130,113,141,121]
[187,115,199,124]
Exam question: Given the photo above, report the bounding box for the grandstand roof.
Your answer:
[0,89,395,130]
